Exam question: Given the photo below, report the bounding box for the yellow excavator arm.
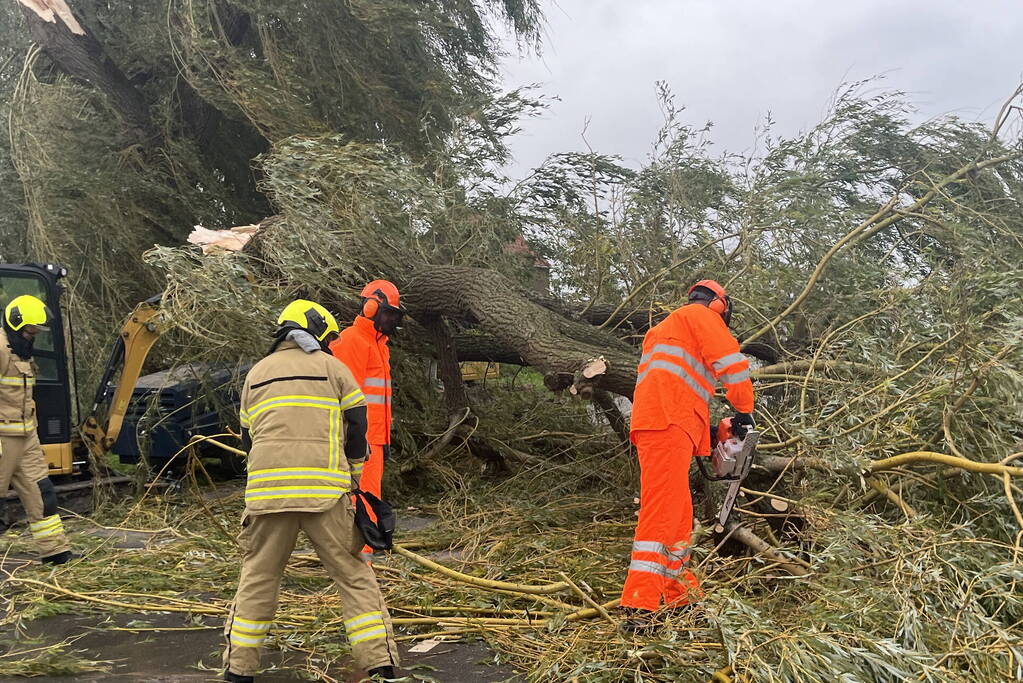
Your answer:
[79,297,164,458]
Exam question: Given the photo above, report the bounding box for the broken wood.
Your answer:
[725,522,811,577]
[20,0,157,145]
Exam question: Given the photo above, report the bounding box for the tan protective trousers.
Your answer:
[223,496,401,677]
[0,432,70,559]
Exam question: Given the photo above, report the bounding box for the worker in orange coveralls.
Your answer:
[329,281,404,562]
[620,279,755,631]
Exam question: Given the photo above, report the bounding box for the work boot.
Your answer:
[223,671,254,683]
[618,607,660,634]
[367,665,397,680]
[41,550,74,565]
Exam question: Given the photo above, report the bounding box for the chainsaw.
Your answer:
[696,417,759,533]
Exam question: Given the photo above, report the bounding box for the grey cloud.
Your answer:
[500,0,1023,176]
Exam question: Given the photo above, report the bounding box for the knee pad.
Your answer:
[37,478,58,517]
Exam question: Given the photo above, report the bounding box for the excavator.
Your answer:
[0,262,239,523]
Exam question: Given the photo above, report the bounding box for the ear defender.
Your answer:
[362,298,379,318]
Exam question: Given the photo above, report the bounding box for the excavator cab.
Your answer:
[0,263,77,475]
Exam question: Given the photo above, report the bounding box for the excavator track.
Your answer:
[0,475,133,532]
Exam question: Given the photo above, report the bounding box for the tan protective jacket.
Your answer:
[0,329,38,436]
[239,341,366,515]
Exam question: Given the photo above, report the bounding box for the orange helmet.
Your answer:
[688,279,732,324]
[360,280,405,334]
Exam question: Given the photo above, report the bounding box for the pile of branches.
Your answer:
[113,85,1023,680]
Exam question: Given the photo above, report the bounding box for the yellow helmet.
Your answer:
[277,299,339,342]
[5,295,50,332]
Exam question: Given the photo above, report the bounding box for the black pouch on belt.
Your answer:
[352,489,396,551]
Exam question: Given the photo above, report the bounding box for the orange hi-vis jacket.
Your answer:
[630,303,754,455]
[330,315,392,446]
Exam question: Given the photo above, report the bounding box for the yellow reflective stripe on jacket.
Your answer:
[328,407,340,471]
[247,467,351,486]
[244,485,348,501]
[247,467,351,479]
[0,420,36,433]
[246,394,341,419]
[239,408,251,428]
[340,389,365,410]
[0,375,34,386]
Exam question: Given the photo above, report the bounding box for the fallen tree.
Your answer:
[5,0,1023,678]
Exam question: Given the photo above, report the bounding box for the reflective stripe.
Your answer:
[712,352,746,372]
[340,389,365,409]
[632,540,669,555]
[239,409,251,428]
[229,633,266,647]
[232,624,270,636]
[629,559,682,579]
[349,626,387,644]
[30,514,62,531]
[233,617,271,630]
[636,360,713,403]
[364,378,391,389]
[364,395,387,405]
[244,486,347,501]
[344,611,383,630]
[0,420,35,433]
[30,515,64,539]
[246,394,341,419]
[246,485,348,493]
[640,344,715,385]
[0,375,33,386]
[247,468,351,483]
[720,369,751,385]
[631,541,691,564]
[33,524,65,539]
[351,461,365,476]
[328,407,339,471]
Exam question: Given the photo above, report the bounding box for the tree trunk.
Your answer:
[20,2,156,146]
[405,266,639,398]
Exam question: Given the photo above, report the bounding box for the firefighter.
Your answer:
[0,295,72,565]
[329,280,404,562]
[621,280,755,630]
[223,300,400,683]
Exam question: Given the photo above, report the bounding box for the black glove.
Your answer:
[382,444,392,460]
[732,412,755,439]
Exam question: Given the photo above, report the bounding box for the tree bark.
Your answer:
[422,315,469,415]
[405,266,639,398]
[21,2,156,146]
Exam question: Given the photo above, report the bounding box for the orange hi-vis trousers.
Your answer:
[359,443,386,561]
[621,425,701,611]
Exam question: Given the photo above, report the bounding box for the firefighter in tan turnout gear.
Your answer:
[0,295,72,564]
[223,300,400,683]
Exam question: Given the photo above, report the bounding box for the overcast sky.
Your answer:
[498,0,1023,177]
